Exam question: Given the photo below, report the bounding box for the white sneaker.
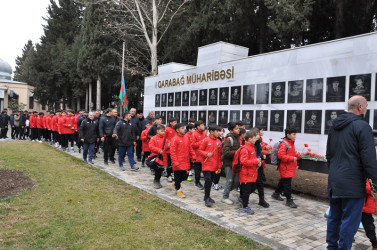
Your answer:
[188,170,192,176]
[167,176,173,183]
[38,140,42,143]
[222,198,234,205]
[66,148,70,152]
[213,184,220,190]
[58,145,61,149]
[71,147,74,152]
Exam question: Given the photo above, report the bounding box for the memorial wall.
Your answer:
[144,32,377,155]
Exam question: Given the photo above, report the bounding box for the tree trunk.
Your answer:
[88,81,92,110]
[76,97,80,111]
[85,85,88,111]
[334,0,345,39]
[151,0,158,76]
[96,73,101,110]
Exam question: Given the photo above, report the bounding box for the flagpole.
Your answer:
[121,41,125,116]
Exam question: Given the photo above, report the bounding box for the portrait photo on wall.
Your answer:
[374,110,377,130]
[218,110,228,128]
[209,88,218,105]
[190,90,199,106]
[208,110,217,125]
[182,91,189,106]
[155,111,160,118]
[167,111,173,121]
[161,111,166,124]
[219,87,229,105]
[168,93,174,107]
[175,92,181,106]
[199,89,208,106]
[255,110,268,131]
[288,80,303,103]
[286,110,302,133]
[198,111,207,125]
[326,76,346,102]
[230,110,240,123]
[174,111,181,123]
[304,110,322,134]
[189,110,197,121]
[325,110,343,134]
[270,110,284,132]
[230,86,241,105]
[256,83,269,104]
[242,110,254,129]
[161,93,167,107]
[181,111,188,123]
[155,94,160,107]
[242,84,255,104]
[349,74,371,101]
[271,82,285,104]
[306,78,323,103]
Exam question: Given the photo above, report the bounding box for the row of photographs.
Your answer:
[154,109,377,135]
[155,74,375,107]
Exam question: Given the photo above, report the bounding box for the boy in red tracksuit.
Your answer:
[140,122,152,167]
[66,110,76,152]
[149,125,169,189]
[361,179,377,249]
[235,129,261,215]
[37,112,44,142]
[184,124,196,181]
[164,117,177,182]
[198,125,222,207]
[170,123,195,198]
[29,111,38,141]
[271,127,302,208]
[52,110,61,147]
[191,120,207,189]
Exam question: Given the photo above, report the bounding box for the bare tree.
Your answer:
[98,0,191,76]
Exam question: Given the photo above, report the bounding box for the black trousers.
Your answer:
[166,154,172,177]
[362,212,377,247]
[154,166,164,181]
[103,136,116,162]
[213,171,221,185]
[174,170,188,190]
[11,126,15,138]
[256,167,266,200]
[136,139,142,159]
[193,162,202,184]
[142,151,150,164]
[203,171,215,200]
[240,182,257,208]
[31,128,38,140]
[275,178,292,200]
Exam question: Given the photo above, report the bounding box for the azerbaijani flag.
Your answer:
[119,78,128,110]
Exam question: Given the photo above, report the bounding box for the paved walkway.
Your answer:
[54,147,371,250]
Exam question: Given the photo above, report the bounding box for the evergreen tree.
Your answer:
[13,40,37,84]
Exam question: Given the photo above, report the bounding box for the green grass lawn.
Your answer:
[0,142,268,249]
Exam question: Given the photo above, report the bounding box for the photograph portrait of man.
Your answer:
[304,110,322,134]
[326,76,345,102]
[242,110,253,129]
[175,92,181,106]
[182,91,189,106]
[255,110,268,131]
[218,110,228,127]
[174,111,181,123]
[270,110,284,132]
[230,86,241,105]
[161,93,167,107]
[288,80,303,103]
[208,111,217,125]
[155,94,160,107]
[181,111,188,123]
[167,111,173,120]
[286,110,302,133]
[189,110,197,121]
[155,111,160,117]
[242,84,255,104]
[349,74,371,101]
[190,90,199,106]
[230,110,240,122]
[209,88,218,105]
[161,111,166,124]
[199,89,208,106]
[325,110,342,134]
[306,78,323,103]
[198,111,207,125]
[168,93,174,107]
[271,82,285,104]
[256,83,269,104]
[219,87,229,105]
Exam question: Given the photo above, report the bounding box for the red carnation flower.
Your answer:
[304,144,308,147]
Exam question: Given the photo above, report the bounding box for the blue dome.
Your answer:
[0,58,12,80]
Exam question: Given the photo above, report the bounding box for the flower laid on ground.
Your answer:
[302,144,327,162]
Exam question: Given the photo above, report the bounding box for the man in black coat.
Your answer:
[326,95,377,249]
[113,112,138,171]
[99,108,117,165]
[0,109,10,139]
[79,112,99,164]
[77,110,88,153]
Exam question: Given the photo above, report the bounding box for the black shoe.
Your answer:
[104,161,108,165]
[286,199,298,208]
[203,197,215,203]
[110,160,116,164]
[195,182,204,190]
[271,192,284,201]
[204,198,213,207]
[137,158,142,162]
[258,199,270,208]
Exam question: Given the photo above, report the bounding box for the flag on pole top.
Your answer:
[119,78,128,111]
